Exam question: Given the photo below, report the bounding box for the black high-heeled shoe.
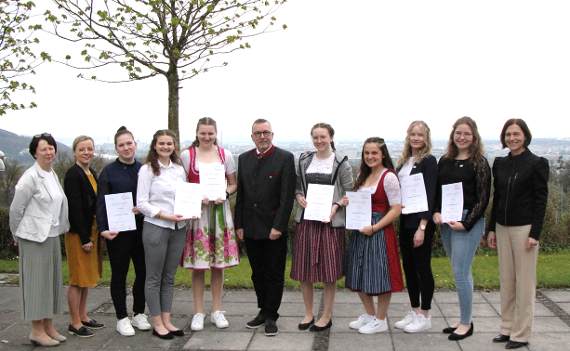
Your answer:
[448,322,474,341]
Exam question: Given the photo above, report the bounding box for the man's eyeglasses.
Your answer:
[253,131,272,138]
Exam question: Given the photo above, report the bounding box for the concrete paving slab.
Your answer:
[328,331,394,351]
[217,302,262,317]
[219,290,257,303]
[332,290,365,304]
[528,332,569,351]
[392,332,460,351]
[0,286,19,305]
[271,302,307,318]
[438,303,499,318]
[61,287,112,314]
[281,290,321,304]
[532,316,570,332]
[481,291,501,304]
[171,289,214,302]
[182,331,252,350]
[388,303,443,318]
[490,303,555,317]
[540,289,570,303]
[557,302,570,315]
[468,316,502,333]
[247,332,314,351]
[455,332,506,351]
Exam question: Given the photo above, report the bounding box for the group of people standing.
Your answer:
[9,116,548,350]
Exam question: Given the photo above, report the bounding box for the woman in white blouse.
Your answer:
[137,129,188,340]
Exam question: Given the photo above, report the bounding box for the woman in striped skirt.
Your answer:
[291,123,352,332]
[345,137,404,334]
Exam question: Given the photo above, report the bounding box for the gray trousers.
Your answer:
[142,222,186,317]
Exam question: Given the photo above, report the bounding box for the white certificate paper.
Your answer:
[400,173,429,215]
[104,192,137,232]
[304,184,335,222]
[441,182,464,223]
[345,191,372,230]
[174,182,202,219]
[198,162,226,201]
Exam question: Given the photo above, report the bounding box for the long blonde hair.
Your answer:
[396,121,432,169]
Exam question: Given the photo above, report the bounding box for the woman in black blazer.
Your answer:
[64,136,104,338]
[394,121,438,333]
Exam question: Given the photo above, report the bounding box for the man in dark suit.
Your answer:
[235,119,296,336]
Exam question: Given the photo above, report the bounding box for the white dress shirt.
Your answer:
[137,160,187,230]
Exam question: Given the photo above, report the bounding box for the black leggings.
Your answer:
[399,221,435,311]
[106,224,146,320]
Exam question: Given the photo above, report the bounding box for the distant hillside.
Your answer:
[0,129,72,164]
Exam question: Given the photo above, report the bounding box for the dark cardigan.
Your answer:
[64,164,98,245]
[234,146,296,240]
[397,155,438,229]
[488,149,549,240]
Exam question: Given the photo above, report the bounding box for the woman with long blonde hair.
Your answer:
[394,121,438,333]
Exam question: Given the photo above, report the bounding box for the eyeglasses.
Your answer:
[33,133,52,138]
[252,131,272,138]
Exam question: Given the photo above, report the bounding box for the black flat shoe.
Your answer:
[309,319,332,332]
[298,317,315,331]
[505,340,528,349]
[169,329,184,337]
[493,334,510,343]
[68,324,94,338]
[152,328,174,340]
[443,326,458,334]
[448,323,474,341]
[82,319,105,329]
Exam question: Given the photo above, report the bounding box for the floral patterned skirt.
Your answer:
[181,201,239,270]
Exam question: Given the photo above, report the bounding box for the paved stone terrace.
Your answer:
[0,286,569,350]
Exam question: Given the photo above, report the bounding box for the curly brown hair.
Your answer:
[145,129,181,176]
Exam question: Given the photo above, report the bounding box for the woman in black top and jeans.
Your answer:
[487,119,549,349]
[394,121,438,333]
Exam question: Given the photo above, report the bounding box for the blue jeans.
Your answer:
[440,210,485,325]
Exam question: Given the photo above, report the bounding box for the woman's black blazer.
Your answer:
[397,155,438,229]
[64,164,98,245]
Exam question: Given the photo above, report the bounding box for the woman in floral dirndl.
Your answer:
[180,117,239,331]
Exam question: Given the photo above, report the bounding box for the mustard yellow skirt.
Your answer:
[65,219,102,287]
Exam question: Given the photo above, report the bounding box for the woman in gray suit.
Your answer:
[10,133,70,347]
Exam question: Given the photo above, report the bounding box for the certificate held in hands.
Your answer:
[441,182,464,223]
[198,163,226,201]
[345,191,372,230]
[304,184,335,222]
[105,192,137,232]
[174,182,202,219]
[400,173,428,215]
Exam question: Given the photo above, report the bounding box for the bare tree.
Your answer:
[45,0,287,144]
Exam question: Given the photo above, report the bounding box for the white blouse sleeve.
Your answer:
[383,172,401,206]
[136,164,160,218]
[224,150,236,175]
[180,149,190,173]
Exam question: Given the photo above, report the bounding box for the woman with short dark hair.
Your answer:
[10,133,69,346]
[487,119,549,349]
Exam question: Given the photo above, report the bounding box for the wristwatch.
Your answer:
[420,224,426,230]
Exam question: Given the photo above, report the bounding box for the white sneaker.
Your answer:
[358,317,388,334]
[210,310,229,329]
[395,311,417,329]
[191,313,206,331]
[116,317,135,336]
[131,313,151,331]
[404,314,432,333]
[349,314,374,329]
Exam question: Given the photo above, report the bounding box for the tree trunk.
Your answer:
[166,69,180,147]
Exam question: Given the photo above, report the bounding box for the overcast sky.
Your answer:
[3,0,570,146]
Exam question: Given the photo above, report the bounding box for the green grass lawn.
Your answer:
[2,253,569,289]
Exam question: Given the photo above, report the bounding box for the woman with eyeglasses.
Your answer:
[64,135,104,338]
[345,137,404,335]
[10,133,69,347]
[433,116,491,341]
[180,117,239,331]
[291,123,352,332]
